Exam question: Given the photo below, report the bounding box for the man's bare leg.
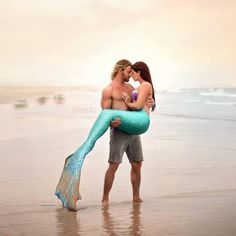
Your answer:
[102,162,119,206]
[131,161,143,202]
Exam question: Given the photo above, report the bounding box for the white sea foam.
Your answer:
[184,99,200,103]
[206,100,236,106]
[199,89,236,98]
[167,89,184,93]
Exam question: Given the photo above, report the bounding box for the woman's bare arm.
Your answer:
[123,82,152,110]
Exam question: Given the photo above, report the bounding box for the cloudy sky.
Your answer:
[1,0,236,89]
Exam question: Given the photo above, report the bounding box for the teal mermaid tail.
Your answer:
[55,109,150,210]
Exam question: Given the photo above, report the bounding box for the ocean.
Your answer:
[0,87,236,235]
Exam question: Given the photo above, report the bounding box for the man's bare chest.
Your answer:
[111,86,131,101]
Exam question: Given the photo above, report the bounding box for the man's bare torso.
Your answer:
[111,82,133,110]
[101,80,153,114]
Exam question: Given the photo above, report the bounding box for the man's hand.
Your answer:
[147,97,155,108]
[110,117,121,127]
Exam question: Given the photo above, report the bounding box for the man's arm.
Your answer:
[147,97,155,108]
[100,85,121,127]
[100,85,112,109]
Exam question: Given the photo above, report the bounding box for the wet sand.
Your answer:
[0,86,57,104]
[0,87,236,235]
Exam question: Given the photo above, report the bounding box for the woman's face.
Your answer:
[130,70,140,81]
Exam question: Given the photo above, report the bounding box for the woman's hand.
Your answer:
[122,82,151,110]
[122,92,131,104]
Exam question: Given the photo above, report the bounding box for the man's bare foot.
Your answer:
[102,198,109,207]
[133,197,143,203]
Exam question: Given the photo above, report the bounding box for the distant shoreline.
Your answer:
[1,85,235,105]
[0,86,101,104]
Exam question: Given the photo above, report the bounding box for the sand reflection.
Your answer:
[36,94,65,105]
[102,203,143,235]
[102,206,117,235]
[55,208,81,236]
[54,94,65,104]
[13,94,66,108]
[37,96,49,105]
[14,99,28,109]
[128,203,143,235]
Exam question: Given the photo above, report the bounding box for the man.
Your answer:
[100,59,151,206]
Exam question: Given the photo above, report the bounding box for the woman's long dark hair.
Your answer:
[131,62,156,111]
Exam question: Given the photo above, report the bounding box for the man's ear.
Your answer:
[118,69,123,74]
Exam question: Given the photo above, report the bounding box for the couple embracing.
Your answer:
[55,59,156,211]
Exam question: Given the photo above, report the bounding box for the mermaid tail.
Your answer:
[55,109,150,210]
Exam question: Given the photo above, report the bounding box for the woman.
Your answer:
[55,61,155,211]
[122,61,155,113]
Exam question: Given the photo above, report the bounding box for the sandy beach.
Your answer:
[0,87,236,236]
[0,86,99,104]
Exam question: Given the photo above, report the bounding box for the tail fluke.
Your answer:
[55,154,83,211]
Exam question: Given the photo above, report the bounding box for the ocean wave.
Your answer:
[159,113,236,122]
[184,99,200,103]
[183,99,236,106]
[166,89,185,93]
[206,101,236,106]
[199,88,236,98]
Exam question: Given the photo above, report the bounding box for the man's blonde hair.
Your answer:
[111,59,132,80]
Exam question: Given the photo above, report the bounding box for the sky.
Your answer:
[0,0,236,90]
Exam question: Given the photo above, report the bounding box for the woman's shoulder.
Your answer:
[140,81,152,90]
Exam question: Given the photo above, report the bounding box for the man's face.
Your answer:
[122,65,132,82]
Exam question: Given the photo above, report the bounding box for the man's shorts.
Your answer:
[109,127,143,163]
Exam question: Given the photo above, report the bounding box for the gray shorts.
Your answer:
[109,128,143,164]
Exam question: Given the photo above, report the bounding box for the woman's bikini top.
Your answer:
[131,90,138,102]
